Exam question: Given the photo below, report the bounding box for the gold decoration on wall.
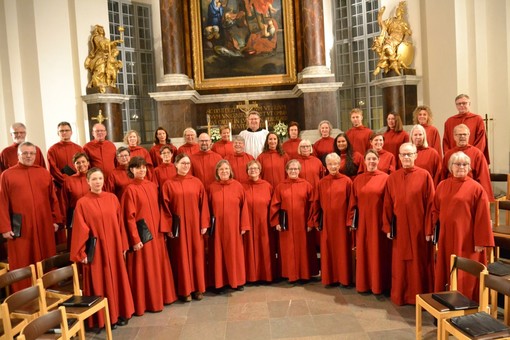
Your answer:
[372,1,414,76]
[84,25,124,93]
[91,110,108,124]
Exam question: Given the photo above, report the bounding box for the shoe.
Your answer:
[235,285,244,291]
[192,292,204,300]
[111,324,118,330]
[181,295,192,302]
[117,317,129,326]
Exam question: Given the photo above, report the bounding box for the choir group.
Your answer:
[0,93,496,329]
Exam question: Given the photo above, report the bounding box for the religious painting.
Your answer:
[190,0,297,89]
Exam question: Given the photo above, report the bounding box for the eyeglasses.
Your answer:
[94,130,106,133]
[11,131,26,135]
[198,140,210,143]
[453,163,469,167]
[455,102,469,106]
[300,145,311,148]
[454,133,469,137]
[58,129,71,133]
[20,152,36,156]
[248,167,260,171]
[117,154,130,158]
[399,152,416,158]
[287,168,300,171]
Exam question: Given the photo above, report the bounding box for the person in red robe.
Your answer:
[296,139,325,187]
[270,160,318,282]
[317,153,354,286]
[0,142,62,291]
[410,124,442,187]
[313,120,335,162]
[242,160,274,283]
[0,122,46,171]
[211,125,234,158]
[350,149,391,294]
[191,133,223,191]
[433,151,494,301]
[383,143,435,305]
[153,145,177,190]
[225,136,254,183]
[121,157,177,315]
[83,123,117,178]
[150,127,177,167]
[282,121,302,160]
[105,146,133,201]
[124,130,154,179]
[257,132,289,188]
[345,108,373,155]
[443,94,489,163]
[442,124,494,201]
[177,128,200,156]
[333,133,363,180]
[383,113,409,169]
[208,160,250,290]
[70,167,134,328]
[366,132,395,174]
[161,154,210,301]
[413,105,442,158]
[61,153,90,248]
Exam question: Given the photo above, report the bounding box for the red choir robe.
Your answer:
[225,152,254,183]
[383,166,435,305]
[442,145,494,201]
[270,178,317,281]
[242,179,274,282]
[0,143,46,171]
[70,191,134,327]
[338,151,364,180]
[421,124,442,159]
[153,163,177,189]
[129,146,153,179]
[317,173,354,286]
[297,155,325,188]
[121,179,177,314]
[177,142,200,156]
[432,177,494,301]
[83,140,116,178]
[208,179,250,289]
[257,150,288,188]
[161,174,210,297]
[61,172,89,227]
[211,140,234,158]
[190,150,223,191]
[47,141,83,187]
[105,165,133,201]
[150,143,177,167]
[377,149,396,174]
[350,170,391,294]
[383,130,409,169]
[282,138,302,160]
[0,164,62,291]
[415,146,442,187]
[346,126,373,155]
[443,112,489,163]
[313,137,335,161]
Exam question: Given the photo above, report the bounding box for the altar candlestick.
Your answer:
[265,120,268,130]
[229,122,232,141]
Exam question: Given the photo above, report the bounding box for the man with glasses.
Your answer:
[443,94,489,163]
[442,124,493,200]
[0,122,46,171]
[190,133,223,190]
[383,142,435,306]
[83,123,117,178]
[239,111,269,159]
[0,142,62,291]
[225,136,254,183]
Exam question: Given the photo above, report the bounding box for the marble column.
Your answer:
[301,0,326,67]
[160,0,185,76]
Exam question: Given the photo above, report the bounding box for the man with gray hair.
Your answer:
[225,135,255,183]
[0,141,62,291]
[0,122,46,171]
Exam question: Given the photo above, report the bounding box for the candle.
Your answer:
[265,120,268,130]
[229,122,232,141]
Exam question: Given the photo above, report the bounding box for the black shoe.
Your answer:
[111,324,118,330]
[235,285,244,291]
[117,317,129,326]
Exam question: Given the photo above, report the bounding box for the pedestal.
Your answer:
[82,88,130,142]
[371,72,421,125]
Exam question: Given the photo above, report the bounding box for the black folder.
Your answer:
[85,236,97,264]
[11,213,22,239]
[389,215,396,238]
[172,215,180,238]
[66,208,74,229]
[451,312,509,337]
[209,216,215,236]
[351,207,359,230]
[432,221,440,245]
[136,219,153,244]
[60,295,101,307]
[61,165,76,176]
[431,291,478,310]
[317,209,323,231]
[279,210,288,231]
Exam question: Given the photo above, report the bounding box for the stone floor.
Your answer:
[86,280,438,339]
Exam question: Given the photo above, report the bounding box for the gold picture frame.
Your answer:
[190,0,297,90]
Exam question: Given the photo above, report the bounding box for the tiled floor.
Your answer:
[86,280,438,339]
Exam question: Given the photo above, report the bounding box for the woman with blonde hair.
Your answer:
[413,105,442,157]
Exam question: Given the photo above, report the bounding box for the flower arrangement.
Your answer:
[273,121,288,141]
[210,127,221,142]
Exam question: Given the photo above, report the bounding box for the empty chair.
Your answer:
[0,265,37,299]
[16,306,80,340]
[35,252,71,279]
[38,264,80,311]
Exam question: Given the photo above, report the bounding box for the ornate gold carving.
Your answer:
[206,102,287,131]
[84,25,124,93]
[91,110,108,124]
[373,1,414,76]
[236,100,260,116]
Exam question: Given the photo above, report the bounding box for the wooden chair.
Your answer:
[0,282,47,340]
[63,295,113,340]
[35,252,71,279]
[442,271,510,340]
[489,235,510,323]
[495,200,510,227]
[415,255,486,339]
[16,306,80,340]
[492,173,510,226]
[0,265,37,299]
[38,263,80,311]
